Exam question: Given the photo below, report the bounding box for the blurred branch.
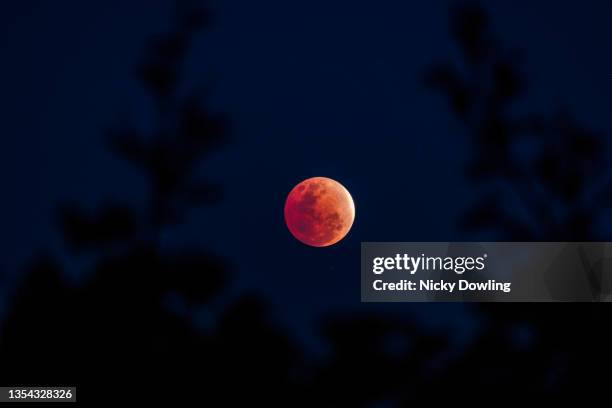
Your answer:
[425,1,611,241]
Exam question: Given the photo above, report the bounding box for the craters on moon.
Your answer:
[284,177,355,247]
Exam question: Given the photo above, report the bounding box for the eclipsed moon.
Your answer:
[284,177,355,247]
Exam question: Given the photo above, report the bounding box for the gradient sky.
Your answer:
[1,0,611,348]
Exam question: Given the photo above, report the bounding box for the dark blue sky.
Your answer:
[1,0,611,348]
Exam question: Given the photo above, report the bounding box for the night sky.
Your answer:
[1,0,611,349]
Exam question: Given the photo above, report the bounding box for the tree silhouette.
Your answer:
[424,1,612,399]
[1,1,610,404]
[0,1,302,404]
[425,2,610,243]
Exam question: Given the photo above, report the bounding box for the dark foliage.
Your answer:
[425,0,612,399]
[0,1,302,404]
[425,2,612,243]
[1,0,609,405]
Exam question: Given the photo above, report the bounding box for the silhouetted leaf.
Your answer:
[491,60,523,103]
[424,64,472,118]
[451,3,491,62]
[180,96,228,150]
[107,127,148,165]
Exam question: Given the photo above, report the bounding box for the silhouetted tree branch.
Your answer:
[426,2,611,242]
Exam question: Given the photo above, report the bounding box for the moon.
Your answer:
[284,177,355,247]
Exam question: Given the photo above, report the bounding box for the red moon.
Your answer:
[284,177,355,247]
